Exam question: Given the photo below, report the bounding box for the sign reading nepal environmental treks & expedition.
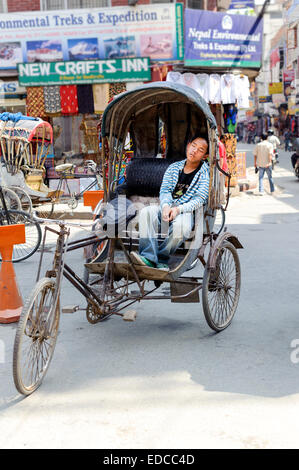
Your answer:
[184,9,263,68]
[18,58,151,86]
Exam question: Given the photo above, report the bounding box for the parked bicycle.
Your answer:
[0,184,42,262]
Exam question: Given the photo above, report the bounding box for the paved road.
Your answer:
[1,145,299,449]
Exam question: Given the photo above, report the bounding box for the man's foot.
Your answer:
[130,251,155,268]
[156,263,169,271]
[258,191,264,196]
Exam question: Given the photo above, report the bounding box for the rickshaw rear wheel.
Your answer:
[202,241,241,332]
[13,278,60,396]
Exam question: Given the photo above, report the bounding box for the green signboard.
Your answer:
[18,58,151,86]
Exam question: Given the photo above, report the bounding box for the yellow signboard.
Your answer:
[268,82,283,94]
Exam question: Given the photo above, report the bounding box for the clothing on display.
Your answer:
[223,104,238,134]
[60,85,78,114]
[43,86,61,114]
[77,85,95,114]
[92,84,110,113]
[196,73,210,102]
[180,72,199,91]
[26,87,46,118]
[109,83,126,99]
[235,75,250,109]
[221,74,236,105]
[166,71,182,84]
[209,74,222,104]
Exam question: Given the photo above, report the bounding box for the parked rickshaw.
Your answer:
[13,82,242,395]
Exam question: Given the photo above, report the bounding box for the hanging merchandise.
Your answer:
[109,83,126,99]
[235,74,250,109]
[77,85,95,114]
[43,86,61,115]
[60,85,78,115]
[166,71,182,84]
[92,84,110,114]
[196,73,210,102]
[223,104,238,134]
[221,74,236,105]
[26,87,46,118]
[209,74,221,104]
[181,72,199,90]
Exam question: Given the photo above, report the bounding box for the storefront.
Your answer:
[0,3,183,193]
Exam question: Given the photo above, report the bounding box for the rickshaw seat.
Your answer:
[55,163,75,173]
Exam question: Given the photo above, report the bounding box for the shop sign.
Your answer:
[0,81,26,96]
[268,82,283,94]
[283,70,295,96]
[184,9,263,68]
[0,3,183,70]
[18,58,151,86]
[258,95,272,103]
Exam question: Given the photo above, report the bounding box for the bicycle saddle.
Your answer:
[55,163,75,172]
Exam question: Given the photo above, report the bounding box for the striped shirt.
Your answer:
[159,159,210,213]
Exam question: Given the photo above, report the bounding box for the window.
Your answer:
[68,0,110,7]
[151,0,175,3]
[41,0,109,9]
[0,0,7,12]
[187,0,205,8]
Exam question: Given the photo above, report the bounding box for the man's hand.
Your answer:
[169,206,180,221]
[162,205,171,222]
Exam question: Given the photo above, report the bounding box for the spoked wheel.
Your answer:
[0,187,21,211]
[9,186,33,215]
[13,278,60,396]
[202,241,241,332]
[0,210,42,262]
[67,194,78,210]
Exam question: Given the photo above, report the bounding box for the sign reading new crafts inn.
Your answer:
[18,58,151,86]
[184,9,263,68]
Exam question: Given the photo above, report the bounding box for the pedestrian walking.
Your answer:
[284,129,291,151]
[253,133,275,195]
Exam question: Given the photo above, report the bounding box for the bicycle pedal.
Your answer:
[123,309,137,321]
[62,305,79,314]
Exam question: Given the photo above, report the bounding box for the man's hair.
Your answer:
[261,133,268,140]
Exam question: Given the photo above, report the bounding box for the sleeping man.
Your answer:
[130,136,210,271]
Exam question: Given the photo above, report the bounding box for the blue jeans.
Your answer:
[259,166,275,193]
[138,205,193,265]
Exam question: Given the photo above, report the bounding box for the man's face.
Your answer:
[186,138,208,165]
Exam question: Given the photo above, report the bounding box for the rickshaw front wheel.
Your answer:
[202,241,241,332]
[13,278,60,395]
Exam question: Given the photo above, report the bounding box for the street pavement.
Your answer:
[0,144,299,449]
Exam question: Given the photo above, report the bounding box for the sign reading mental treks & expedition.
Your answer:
[184,9,263,68]
[0,4,183,70]
[18,58,151,86]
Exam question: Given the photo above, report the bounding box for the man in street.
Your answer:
[131,136,210,271]
[254,133,275,195]
[267,129,280,164]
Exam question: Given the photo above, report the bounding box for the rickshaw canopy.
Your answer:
[101,82,217,161]
[0,113,53,143]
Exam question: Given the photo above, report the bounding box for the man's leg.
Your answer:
[138,204,161,265]
[258,167,265,193]
[265,166,275,192]
[157,212,193,264]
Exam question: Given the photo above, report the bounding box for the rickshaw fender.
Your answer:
[208,232,243,270]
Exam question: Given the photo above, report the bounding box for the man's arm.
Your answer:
[159,165,175,210]
[177,171,210,214]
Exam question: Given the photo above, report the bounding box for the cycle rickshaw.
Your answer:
[13,82,242,395]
